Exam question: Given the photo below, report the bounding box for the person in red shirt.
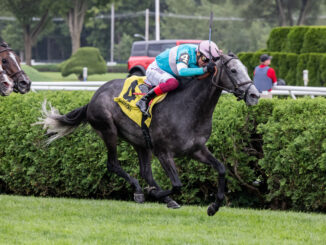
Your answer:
[253,54,277,93]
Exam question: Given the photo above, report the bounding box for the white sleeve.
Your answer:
[177,62,188,73]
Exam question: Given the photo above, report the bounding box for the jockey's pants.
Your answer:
[145,61,179,93]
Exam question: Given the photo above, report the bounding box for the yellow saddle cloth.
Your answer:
[114,76,167,127]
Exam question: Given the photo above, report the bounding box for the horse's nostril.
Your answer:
[250,93,260,99]
[19,81,28,87]
[4,82,10,88]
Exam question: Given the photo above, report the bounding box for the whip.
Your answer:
[209,11,213,62]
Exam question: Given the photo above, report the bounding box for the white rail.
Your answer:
[31,82,326,99]
[31,81,107,92]
[272,86,326,99]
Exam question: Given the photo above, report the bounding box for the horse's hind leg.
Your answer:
[134,146,180,209]
[144,152,183,201]
[192,146,226,216]
[97,126,145,204]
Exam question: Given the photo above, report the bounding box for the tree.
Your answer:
[66,0,89,54]
[58,0,115,55]
[85,0,157,60]
[241,0,323,26]
[0,0,57,65]
[0,22,24,52]
[160,0,271,53]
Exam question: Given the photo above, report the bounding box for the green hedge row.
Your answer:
[238,51,326,86]
[32,64,61,72]
[0,92,325,212]
[267,26,326,54]
[32,63,127,73]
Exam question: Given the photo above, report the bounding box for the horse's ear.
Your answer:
[228,51,238,58]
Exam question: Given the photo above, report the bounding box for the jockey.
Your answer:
[136,40,220,116]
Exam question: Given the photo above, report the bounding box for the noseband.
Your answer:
[212,56,253,100]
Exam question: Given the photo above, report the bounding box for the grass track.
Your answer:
[0,195,325,244]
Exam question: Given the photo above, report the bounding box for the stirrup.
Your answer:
[141,108,150,118]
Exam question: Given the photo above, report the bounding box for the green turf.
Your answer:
[0,195,325,245]
[22,64,127,81]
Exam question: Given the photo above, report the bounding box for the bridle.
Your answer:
[212,55,253,100]
[0,46,27,87]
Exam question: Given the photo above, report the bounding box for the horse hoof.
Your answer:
[134,193,145,203]
[144,186,156,195]
[207,202,219,216]
[167,200,181,209]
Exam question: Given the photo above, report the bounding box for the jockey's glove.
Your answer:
[203,62,216,73]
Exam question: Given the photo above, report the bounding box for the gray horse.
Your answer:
[36,53,260,216]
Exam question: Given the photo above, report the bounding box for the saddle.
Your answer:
[114,76,167,128]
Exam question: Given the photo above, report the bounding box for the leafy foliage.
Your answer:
[284,26,310,54]
[258,98,326,211]
[60,47,107,78]
[301,26,326,53]
[267,26,326,54]
[0,93,326,212]
[113,33,134,63]
[266,27,291,52]
[32,64,61,72]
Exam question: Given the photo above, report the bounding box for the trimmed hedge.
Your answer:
[32,64,127,74]
[60,47,107,78]
[284,26,310,54]
[0,92,326,212]
[301,27,326,53]
[32,64,61,72]
[267,27,291,52]
[238,51,326,86]
[267,26,326,54]
[258,99,326,211]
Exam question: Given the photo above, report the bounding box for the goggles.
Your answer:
[198,53,219,63]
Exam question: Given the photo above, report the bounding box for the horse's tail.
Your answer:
[33,100,88,144]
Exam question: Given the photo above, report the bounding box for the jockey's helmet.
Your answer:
[196,40,220,61]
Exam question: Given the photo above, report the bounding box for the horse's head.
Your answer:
[0,61,14,96]
[213,52,260,106]
[0,42,31,94]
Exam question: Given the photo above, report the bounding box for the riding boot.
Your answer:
[136,88,158,116]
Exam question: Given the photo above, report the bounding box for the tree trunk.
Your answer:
[275,0,287,26]
[297,0,311,25]
[67,0,88,55]
[286,0,293,26]
[24,27,33,66]
[23,11,50,65]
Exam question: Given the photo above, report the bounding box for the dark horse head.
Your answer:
[0,42,31,94]
[0,61,14,96]
[213,52,260,105]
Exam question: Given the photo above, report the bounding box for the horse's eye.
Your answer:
[2,59,7,64]
[231,68,237,73]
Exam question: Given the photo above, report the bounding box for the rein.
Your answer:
[8,70,26,79]
[211,56,253,100]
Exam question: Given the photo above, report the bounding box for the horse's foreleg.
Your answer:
[97,127,145,203]
[192,147,226,216]
[134,146,180,209]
